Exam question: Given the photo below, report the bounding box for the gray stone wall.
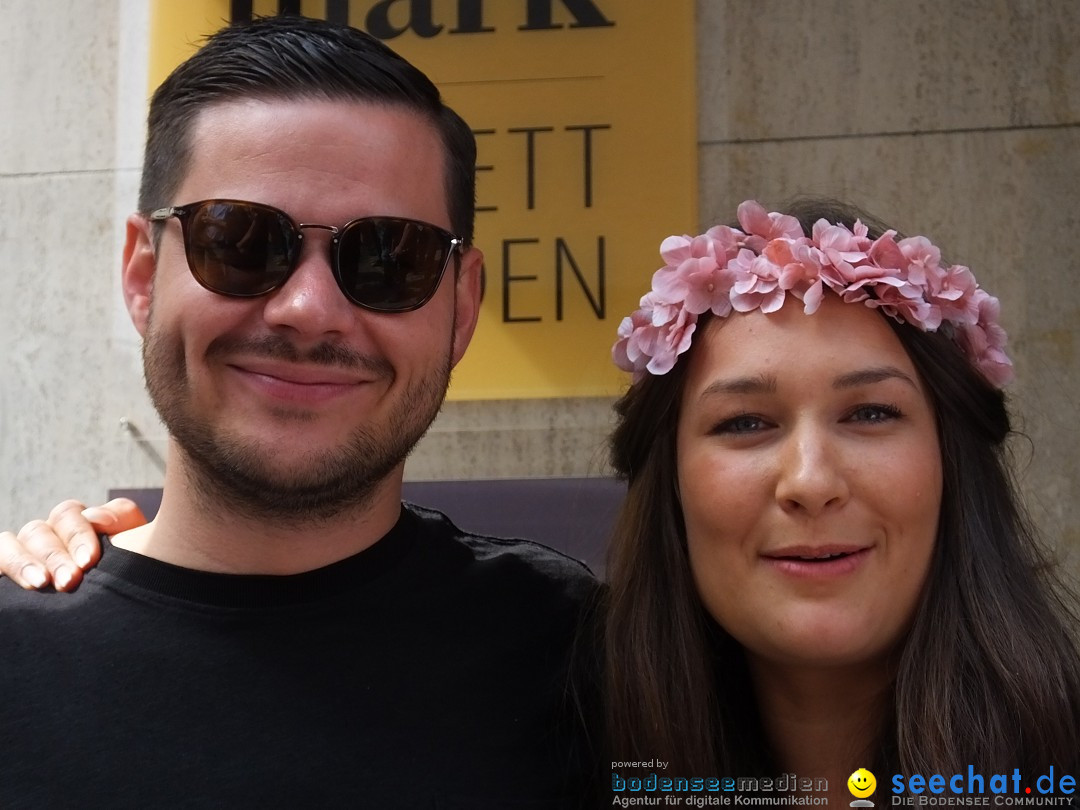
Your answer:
[1,2,1076,579]
[1,0,153,526]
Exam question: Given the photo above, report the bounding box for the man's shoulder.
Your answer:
[402,501,599,599]
[0,569,120,652]
[0,574,89,610]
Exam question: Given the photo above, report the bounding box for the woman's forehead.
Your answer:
[683,295,920,393]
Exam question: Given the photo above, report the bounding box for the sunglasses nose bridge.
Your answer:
[295,222,340,235]
[293,221,342,265]
[295,222,341,247]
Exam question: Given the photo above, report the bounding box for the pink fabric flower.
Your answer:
[653,233,738,317]
[612,295,697,379]
[862,283,940,330]
[611,200,1013,389]
[659,232,714,269]
[737,200,803,252]
[866,231,909,282]
[730,250,786,313]
[685,261,739,317]
[897,236,941,287]
[702,224,745,264]
[765,239,827,313]
[813,218,872,276]
[957,290,1014,386]
[926,263,979,326]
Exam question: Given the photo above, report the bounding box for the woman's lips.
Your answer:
[761,545,872,577]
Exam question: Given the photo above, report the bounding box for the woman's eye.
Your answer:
[846,404,902,424]
[714,414,768,434]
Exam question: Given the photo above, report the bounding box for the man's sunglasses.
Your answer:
[148,199,463,313]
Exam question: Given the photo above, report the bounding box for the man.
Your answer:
[0,16,596,807]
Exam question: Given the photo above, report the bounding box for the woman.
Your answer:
[5,199,1080,799]
[601,198,1080,799]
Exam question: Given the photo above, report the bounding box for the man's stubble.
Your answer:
[141,301,453,527]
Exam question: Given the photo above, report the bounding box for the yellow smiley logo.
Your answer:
[848,768,877,798]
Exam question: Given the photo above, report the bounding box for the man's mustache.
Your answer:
[205,333,394,377]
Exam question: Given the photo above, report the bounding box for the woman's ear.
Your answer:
[122,214,156,336]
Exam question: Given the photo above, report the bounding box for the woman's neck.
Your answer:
[749,656,892,805]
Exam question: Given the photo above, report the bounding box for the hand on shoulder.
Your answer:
[0,498,147,590]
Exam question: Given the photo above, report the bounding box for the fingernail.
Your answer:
[74,546,92,568]
[55,566,74,589]
[22,564,48,589]
[81,507,113,525]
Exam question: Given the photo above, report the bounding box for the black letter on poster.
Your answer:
[366,0,442,39]
[230,0,252,22]
[473,129,498,213]
[503,239,542,323]
[450,0,495,33]
[565,124,609,208]
[520,0,615,30]
[507,127,554,210]
[326,0,349,24]
[555,237,605,320]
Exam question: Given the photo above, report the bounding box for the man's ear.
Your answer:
[450,245,484,368]
[122,214,156,336]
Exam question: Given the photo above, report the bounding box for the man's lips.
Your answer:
[229,360,369,386]
[226,360,374,404]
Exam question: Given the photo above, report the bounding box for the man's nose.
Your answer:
[261,232,356,339]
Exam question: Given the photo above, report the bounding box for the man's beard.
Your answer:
[142,319,451,526]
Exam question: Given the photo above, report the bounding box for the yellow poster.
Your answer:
[148,1,697,399]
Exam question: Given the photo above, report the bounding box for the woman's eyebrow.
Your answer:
[698,367,917,399]
[699,374,777,398]
[832,366,918,390]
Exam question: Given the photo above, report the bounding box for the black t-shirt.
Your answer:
[0,503,600,809]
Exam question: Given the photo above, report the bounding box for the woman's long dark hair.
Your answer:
[602,199,1080,777]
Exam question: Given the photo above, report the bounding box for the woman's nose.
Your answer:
[773,424,851,516]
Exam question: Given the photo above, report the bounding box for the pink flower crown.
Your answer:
[612,200,1013,388]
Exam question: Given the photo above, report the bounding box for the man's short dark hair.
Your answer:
[140,15,477,244]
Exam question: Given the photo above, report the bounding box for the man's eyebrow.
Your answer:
[832,366,918,390]
[699,374,777,398]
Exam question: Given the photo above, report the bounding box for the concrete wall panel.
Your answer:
[0,172,118,520]
[409,397,616,480]
[0,1,122,175]
[698,0,1079,142]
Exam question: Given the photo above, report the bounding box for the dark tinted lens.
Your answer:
[335,218,452,311]
[184,202,297,296]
